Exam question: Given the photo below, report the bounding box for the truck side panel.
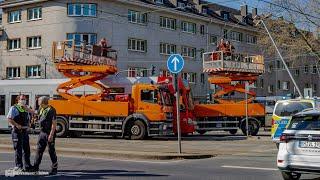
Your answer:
[194,103,265,118]
[50,100,129,117]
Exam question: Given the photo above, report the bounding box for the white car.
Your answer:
[277,109,320,180]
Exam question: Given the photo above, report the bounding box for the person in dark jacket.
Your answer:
[33,96,58,175]
[7,95,33,172]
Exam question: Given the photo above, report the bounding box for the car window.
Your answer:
[274,102,313,116]
[288,115,320,130]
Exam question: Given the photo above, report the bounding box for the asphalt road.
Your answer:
[1,152,320,180]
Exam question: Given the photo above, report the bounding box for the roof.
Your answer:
[0,0,257,29]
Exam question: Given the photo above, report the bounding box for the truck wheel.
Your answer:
[129,120,146,140]
[281,172,301,180]
[56,117,68,138]
[241,118,260,136]
[229,129,238,135]
[197,130,207,135]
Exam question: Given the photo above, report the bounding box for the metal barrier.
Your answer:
[52,40,117,66]
[203,51,265,73]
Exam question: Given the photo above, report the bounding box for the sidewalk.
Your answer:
[0,133,277,160]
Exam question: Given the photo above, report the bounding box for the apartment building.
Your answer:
[0,0,261,100]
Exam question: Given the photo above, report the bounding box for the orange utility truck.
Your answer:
[50,40,173,139]
[194,51,265,136]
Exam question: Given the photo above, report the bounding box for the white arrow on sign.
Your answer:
[171,57,180,71]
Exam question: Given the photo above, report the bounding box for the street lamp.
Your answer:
[254,14,303,98]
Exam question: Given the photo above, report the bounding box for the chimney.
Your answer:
[169,0,177,6]
[240,5,248,17]
[193,0,201,13]
[252,8,257,18]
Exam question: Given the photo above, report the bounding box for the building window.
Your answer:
[8,39,21,51]
[26,65,41,78]
[28,7,42,20]
[230,31,243,42]
[312,65,317,74]
[7,67,20,79]
[27,36,41,49]
[182,72,197,84]
[128,10,147,24]
[201,73,205,84]
[128,38,147,52]
[268,65,273,73]
[160,43,176,55]
[67,33,97,46]
[304,65,309,73]
[160,70,170,77]
[223,29,228,39]
[67,3,97,17]
[0,95,5,115]
[8,10,21,23]
[181,46,196,58]
[283,81,290,91]
[128,67,148,77]
[305,83,310,88]
[313,84,317,92]
[246,35,257,44]
[260,79,264,88]
[276,61,281,68]
[160,16,176,30]
[200,25,205,35]
[181,21,196,34]
[155,0,164,4]
[223,13,229,21]
[295,69,300,76]
[210,35,217,45]
[177,2,185,8]
[268,85,274,93]
[277,80,281,90]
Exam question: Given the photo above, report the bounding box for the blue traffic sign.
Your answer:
[167,54,185,74]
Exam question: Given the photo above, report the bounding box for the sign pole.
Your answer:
[245,81,249,137]
[175,73,182,154]
[167,54,184,154]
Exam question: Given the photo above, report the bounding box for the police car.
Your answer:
[271,99,319,146]
[277,109,320,180]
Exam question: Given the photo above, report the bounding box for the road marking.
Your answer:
[222,165,278,171]
[0,161,13,163]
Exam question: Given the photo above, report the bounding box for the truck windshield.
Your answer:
[274,102,313,117]
[141,90,158,104]
[287,115,320,130]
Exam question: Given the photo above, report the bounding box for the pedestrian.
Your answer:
[7,95,33,172]
[33,96,58,175]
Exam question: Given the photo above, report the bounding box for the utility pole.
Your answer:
[255,15,303,98]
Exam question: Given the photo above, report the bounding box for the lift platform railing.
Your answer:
[203,51,265,74]
[52,40,117,66]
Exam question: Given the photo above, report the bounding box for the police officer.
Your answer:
[33,96,58,175]
[7,95,33,172]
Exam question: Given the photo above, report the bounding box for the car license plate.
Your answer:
[300,141,320,148]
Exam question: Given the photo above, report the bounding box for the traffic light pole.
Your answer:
[174,73,182,154]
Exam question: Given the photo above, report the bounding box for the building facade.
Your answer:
[0,0,261,100]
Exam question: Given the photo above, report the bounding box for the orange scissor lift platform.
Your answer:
[195,51,265,118]
[50,41,130,117]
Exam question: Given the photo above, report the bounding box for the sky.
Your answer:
[208,0,266,13]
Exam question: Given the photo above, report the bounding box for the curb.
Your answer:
[0,144,215,160]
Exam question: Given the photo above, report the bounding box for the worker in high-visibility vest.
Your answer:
[33,96,58,175]
[7,95,33,172]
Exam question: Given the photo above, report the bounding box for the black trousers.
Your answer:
[11,129,32,169]
[34,131,58,169]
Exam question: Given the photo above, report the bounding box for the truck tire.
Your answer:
[56,117,68,138]
[281,172,301,180]
[241,118,260,136]
[229,129,238,135]
[129,120,146,140]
